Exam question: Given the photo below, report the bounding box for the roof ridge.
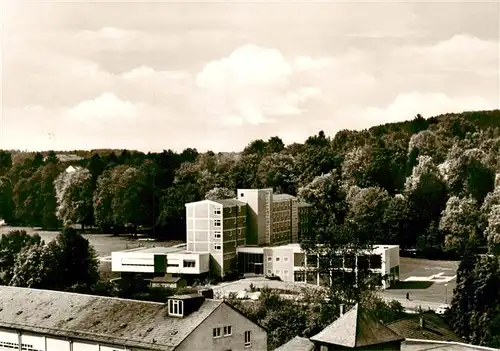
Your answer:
[0,285,167,306]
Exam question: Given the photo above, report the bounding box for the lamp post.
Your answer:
[444,283,448,304]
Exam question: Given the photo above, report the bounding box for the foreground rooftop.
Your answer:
[0,286,222,351]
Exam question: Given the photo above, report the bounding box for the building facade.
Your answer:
[111,245,210,278]
[185,199,247,277]
[112,188,399,288]
[298,201,312,242]
[237,244,400,288]
[0,286,267,351]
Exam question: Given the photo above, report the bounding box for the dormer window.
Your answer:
[168,299,184,317]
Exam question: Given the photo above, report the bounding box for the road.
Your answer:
[210,277,447,312]
[379,296,446,311]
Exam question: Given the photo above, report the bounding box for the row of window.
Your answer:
[214,229,243,239]
[213,327,252,348]
[214,206,243,215]
[267,256,289,263]
[0,341,42,351]
[214,218,238,226]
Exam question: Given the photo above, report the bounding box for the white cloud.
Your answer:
[66,93,138,124]
[195,45,330,126]
[392,34,498,74]
[363,92,498,125]
[294,57,334,71]
[121,66,189,81]
[197,44,293,89]
[77,27,139,42]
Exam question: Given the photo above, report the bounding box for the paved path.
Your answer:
[379,296,446,311]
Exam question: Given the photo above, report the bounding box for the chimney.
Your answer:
[198,288,214,299]
[419,317,425,328]
[340,304,345,316]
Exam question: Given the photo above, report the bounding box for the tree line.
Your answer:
[1,110,500,346]
[2,111,499,254]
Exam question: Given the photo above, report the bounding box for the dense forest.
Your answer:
[1,110,500,347]
[1,110,499,256]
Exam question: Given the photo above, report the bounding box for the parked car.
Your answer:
[435,304,450,315]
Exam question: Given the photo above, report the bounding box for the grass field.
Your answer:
[0,225,182,273]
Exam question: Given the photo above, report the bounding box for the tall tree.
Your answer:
[112,166,148,232]
[257,153,297,194]
[9,240,58,289]
[51,227,99,291]
[439,196,481,254]
[55,168,94,229]
[0,177,14,222]
[205,187,236,200]
[93,169,117,231]
[345,186,391,243]
[0,230,42,285]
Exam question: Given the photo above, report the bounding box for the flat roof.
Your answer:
[212,199,247,207]
[273,194,296,201]
[127,246,186,254]
[236,244,399,254]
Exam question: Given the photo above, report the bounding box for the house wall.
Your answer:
[237,189,272,246]
[0,328,134,351]
[221,204,247,276]
[271,199,293,246]
[186,201,223,254]
[111,251,209,275]
[111,251,156,273]
[186,201,224,276]
[166,252,210,275]
[176,303,267,351]
[263,247,295,282]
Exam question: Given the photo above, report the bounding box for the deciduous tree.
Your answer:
[439,196,481,254]
[205,187,236,200]
[55,168,94,229]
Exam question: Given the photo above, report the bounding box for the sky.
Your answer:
[1,0,499,153]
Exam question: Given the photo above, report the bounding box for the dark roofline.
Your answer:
[405,339,500,351]
[385,310,449,327]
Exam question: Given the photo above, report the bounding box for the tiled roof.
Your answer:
[310,304,404,348]
[0,286,222,350]
[212,199,247,207]
[273,194,296,201]
[386,311,464,343]
[274,336,315,351]
[151,275,183,283]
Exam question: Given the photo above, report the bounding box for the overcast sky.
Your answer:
[1,0,499,152]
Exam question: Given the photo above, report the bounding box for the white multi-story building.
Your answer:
[185,199,248,277]
[111,188,399,289]
[237,244,400,289]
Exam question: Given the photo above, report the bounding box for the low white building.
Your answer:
[237,244,400,289]
[112,246,210,277]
